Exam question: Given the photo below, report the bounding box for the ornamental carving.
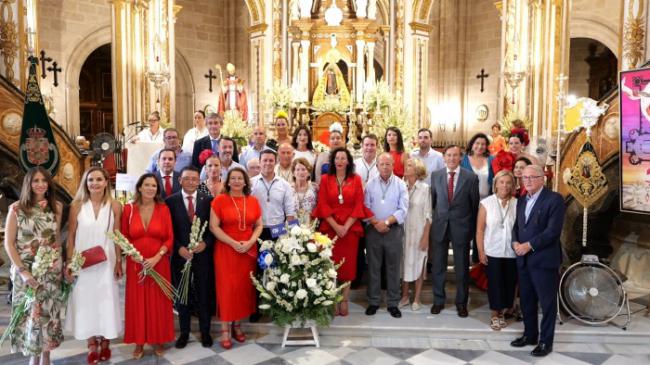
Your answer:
[567,143,608,208]
[394,0,404,93]
[272,0,282,82]
[623,0,646,69]
[0,0,18,83]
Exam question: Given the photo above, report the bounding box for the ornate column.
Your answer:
[355,38,366,105]
[0,0,37,89]
[300,38,310,102]
[408,23,431,128]
[272,0,283,83]
[393,0,405,93]
[366,41,376,89]
[248,23,268,125]
[145,0,175,125]
[622,0,647,71]
[291,41,300,88]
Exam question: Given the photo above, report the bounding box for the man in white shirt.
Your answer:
[182,110,209,154]
[239,126,270,169]
[275,143,295,182]
[354,134,379,188]
[216,137,243,181]
[410,128,444,182]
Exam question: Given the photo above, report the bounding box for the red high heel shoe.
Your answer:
[232,323,246,343]
[219,329,232,349]
[87,339,99,364]
[99,339,111,362]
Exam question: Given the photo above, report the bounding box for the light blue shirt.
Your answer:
[239,144,271,169]
[524,188,543,223]
[251,174,296,226]
[199,160,244,181]
[146,148,192,173]
[364,174,409,224]
[410,148,444,182]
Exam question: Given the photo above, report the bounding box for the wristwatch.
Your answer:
[384,219,390,227]
[17,266,27,273]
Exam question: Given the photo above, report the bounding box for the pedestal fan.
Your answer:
[90,132,116,168]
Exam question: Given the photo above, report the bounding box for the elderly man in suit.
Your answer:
[192,113,223,168]
[510,165,565,357]
[430,145,480,318]
[155,148,181,199]
[165,166,215,349]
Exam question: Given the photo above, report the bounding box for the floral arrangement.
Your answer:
[499,111,532,141]
[116,192,134,206]
[266,81,295,111]
[176,217,208,305]
[108,230,177,300]
[312,97,349,114]
[221,110,254,149]
[251,223,347,327]
[363,82,417,150]
[61,250,86,303]
[363,80,393,113]
[312,141,330,153]
[1,245,60,345]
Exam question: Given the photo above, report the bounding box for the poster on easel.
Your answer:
[619,67,650,214]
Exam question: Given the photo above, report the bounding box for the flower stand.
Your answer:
[281,320,320,348]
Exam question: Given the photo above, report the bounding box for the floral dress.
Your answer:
[10,204,64,356]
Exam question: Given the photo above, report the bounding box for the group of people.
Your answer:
[3,111,565,365]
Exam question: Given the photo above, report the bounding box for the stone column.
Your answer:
[366,41,375,88]
[356,38,366,105]
[300,38,310,102]
[622,0,647,70]
[291,41,300,88]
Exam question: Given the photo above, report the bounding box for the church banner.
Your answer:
[18,57,60,175]
[619,67,650,214]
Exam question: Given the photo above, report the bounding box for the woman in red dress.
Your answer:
[210,167,263,349]
[121,173,174,359]
[383,127,408,178]
[313,147,372,316]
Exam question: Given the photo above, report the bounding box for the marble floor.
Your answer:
[1,285,649,364]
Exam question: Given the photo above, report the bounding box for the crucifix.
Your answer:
[47,61,62,87]
[204,69,217,93]
[476,68,489,93]
[39,50,52,79]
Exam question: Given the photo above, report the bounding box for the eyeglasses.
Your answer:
[164,136,178,140]
[148,119,160,122]
[521,175,543,181]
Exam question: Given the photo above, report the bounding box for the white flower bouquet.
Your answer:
[61,250,86,302]
[1,245,61,345]
[176,217,207,305]
[251,221,347,327]
[108,230,177,301]
[222,110,254,149]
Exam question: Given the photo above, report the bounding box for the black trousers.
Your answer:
[519,265,559,346]
[432,228,470,305]
[172,260,215,336]
[485,256,517,311]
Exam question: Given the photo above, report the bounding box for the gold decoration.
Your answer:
[1,110,21,135]
[272,0,282,82]
[566,144,608,208]
[623,0,646,69]
[312,62,351,112]
[394,0,404,93]
[0,0,18,83]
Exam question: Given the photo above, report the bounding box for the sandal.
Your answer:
[219,329,232,349]
[232,323,246,343]
[490,317,501,331]
[154,344,165,357]
[87,338,99,364]
[398,298,410,308]
[99,338,111,362]
[498,315,507,328]
[132,345,144,359]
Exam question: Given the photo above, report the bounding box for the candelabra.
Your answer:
[503,69,527,104]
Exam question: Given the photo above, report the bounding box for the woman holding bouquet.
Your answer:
[210,167,263,349]
[121,173,174,358]
[313,148,372,316]
[3,167,64,365]
[65,166,122,364]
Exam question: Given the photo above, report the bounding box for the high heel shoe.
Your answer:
[87,339,99,364]
[232,323,246,343]
[99,339,111,362]
[339,300,349,317]
[132,345,144,360]
[219,329,232,349]
[154,344,165,357]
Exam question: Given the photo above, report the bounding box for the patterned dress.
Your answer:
[10,204,64,356]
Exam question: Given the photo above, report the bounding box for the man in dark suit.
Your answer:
[155,148,181,199]
[192,113,223,168]
[430,145,480,318]
[511,165,565,357]
[165,166,216,348]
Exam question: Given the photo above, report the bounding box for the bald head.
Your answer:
[253,126,266,148]
[278,143,294,167]
[377,152,394,179]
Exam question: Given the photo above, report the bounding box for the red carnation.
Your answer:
[198,149,214,166]
[492,150,516,174]
[510,127,530,146]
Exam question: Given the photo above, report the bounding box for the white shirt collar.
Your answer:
[182,190,197,200]
[446,167,459,175]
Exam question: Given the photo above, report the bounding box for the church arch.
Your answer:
[414,0,435,22]
[244,0,265,25]
[174,49,195,136]
[569,17,620,59]
[64,25,112,137]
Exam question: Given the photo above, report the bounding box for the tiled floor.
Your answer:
[1,286,649,364]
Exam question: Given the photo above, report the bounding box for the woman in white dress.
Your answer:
[291,157,318,226]
[292,125,317,167]
[65,166,123,364]
[399,158,431,311]
[476,170,517,331]
[182,110,209,154]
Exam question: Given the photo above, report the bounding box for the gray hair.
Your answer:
[523,164,544,176]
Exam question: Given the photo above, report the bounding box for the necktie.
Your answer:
[447,171,455,203]
[211,139,218,153]
[187,195,195,220]
[164,175,172,196]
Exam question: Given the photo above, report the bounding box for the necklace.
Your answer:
[335,175,345,204]
[260,177,277,202]
[229,194,247,231]
[407,180,417,201]
[361,157,376,183]
[379,175,393,204]
[497,197,512,228]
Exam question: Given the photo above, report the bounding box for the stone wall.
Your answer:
[568,38,593,98]
[570,0,621,55]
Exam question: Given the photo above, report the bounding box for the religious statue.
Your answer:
[298,0,312,19]
[218,63,248,121]
[326,67,338,95]
[355,0,368,18]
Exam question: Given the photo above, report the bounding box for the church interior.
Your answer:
[1,0,650,364]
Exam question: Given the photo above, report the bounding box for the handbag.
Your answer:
[80,205,112,269]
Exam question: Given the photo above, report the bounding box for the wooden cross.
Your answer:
[39,50,52,79]
[476,68,489,93]
[47,61,62,87]
[205,69,217,93]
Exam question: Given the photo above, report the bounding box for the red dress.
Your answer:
[389,151,405,178]
[212,193,262,321]
[313,174,372,281]
[121,203,174,345]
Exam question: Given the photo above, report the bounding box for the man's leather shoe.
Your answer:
[387,306,402,318]
[456,304,468,318]
[200,333,213,348]
[530,343,552,357]
[249,312,261,323]
[175,333,189,349]
[430,304,444,314]
[510,335,538,347]
[365,305,379,316]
